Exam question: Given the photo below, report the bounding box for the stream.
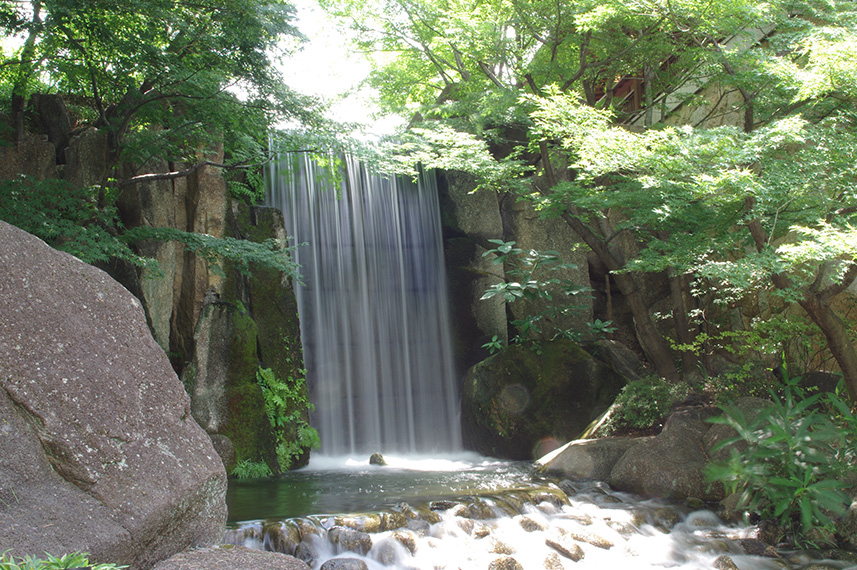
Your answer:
[224,454,856,570]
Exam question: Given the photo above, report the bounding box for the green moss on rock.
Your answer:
[461,338,627,459]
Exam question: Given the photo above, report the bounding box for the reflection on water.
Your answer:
[227,454,531,524]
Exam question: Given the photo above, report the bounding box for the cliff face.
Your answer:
[0,94,308,475]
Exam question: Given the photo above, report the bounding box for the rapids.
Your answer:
[225,456,854,570]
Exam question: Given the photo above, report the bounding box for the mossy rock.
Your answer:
[221,201,311,470]
[460,338,628,459]
[183,301,279,473]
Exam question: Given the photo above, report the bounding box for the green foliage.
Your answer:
[705,379,856,545]
[230,459,273,480]
[482,334,504,355]
[0,551,124,570]
[0,175,149,267]
[255,366,320,470]
[481,239,591,345]
[1,0,328,195]
[123,226,302,281]
[602,378,689,434]
[326,0,857,389]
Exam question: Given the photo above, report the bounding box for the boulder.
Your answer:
[152,546,309,570]
[536,437,649,481]
[461,338,627,459]
[609,407,722,502]
[0,222,227,569]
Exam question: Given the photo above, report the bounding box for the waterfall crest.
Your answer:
[266,153,462,455]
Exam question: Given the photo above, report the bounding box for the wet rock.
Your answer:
[431,500,459,511]
[530,489,569,508]
[738,539,781,558]
[457,518,476,535]
[610,407,722,502]
[369,452,387,466]
[407,518,432,535]
[490,538,516,554]
[262,520,301,555]
[335,514,381,534]
[294,542,319,566]
[319,558,369,570]
[545,529,585,562]
[151,545,308,570]
[370,537,409,565]
[516,515,547,532]
[713,555,740,570]
[381,511,407,531]
[562,523,614,549]
[329,526,373,555]
[487,555,523,570]
[537,437,647,481]
[468,499,498,520]
[391,530,418,554]
[473,523,492,539]
[461,338,627,459]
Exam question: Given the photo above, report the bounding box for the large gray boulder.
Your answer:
[152,546,309,570]
[0,222,227,569]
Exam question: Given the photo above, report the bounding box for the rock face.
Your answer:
[460,338,627,459]
[0,222,227,569]
[181,203,311,474]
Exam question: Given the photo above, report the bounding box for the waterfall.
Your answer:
[266,153,462,456]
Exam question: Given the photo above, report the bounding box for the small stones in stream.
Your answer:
[545,529,585,562]
[543,551,565,570]
[516,515,547,532]
[713,555,740,570]
[487,555,523,570]
[561,523,614,549]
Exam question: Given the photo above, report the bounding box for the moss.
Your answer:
[461,338,627,459]
[221,200,311,471]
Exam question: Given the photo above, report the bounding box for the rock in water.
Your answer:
[0,222,227,569]
[369,452,387,466]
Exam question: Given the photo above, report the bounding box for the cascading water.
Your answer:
[266,153,462,456]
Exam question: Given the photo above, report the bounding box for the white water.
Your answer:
[266,153,462,456]
[227,472,846,570]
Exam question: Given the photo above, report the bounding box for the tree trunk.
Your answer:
[746,199,857,399]
[799,295,857,400]
[554,207,679,381]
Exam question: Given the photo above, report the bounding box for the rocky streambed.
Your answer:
[223,463,856,570]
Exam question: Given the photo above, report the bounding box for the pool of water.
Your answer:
[226,454,535,524]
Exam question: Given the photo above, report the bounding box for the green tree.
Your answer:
[1,0,324,195]
[324,0,857,394]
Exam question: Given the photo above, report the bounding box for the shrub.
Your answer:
[0,551,124,570]
[255,367,320,471]
[705,378,855,545]
[601,377,689,434]
[230,459,273,480]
